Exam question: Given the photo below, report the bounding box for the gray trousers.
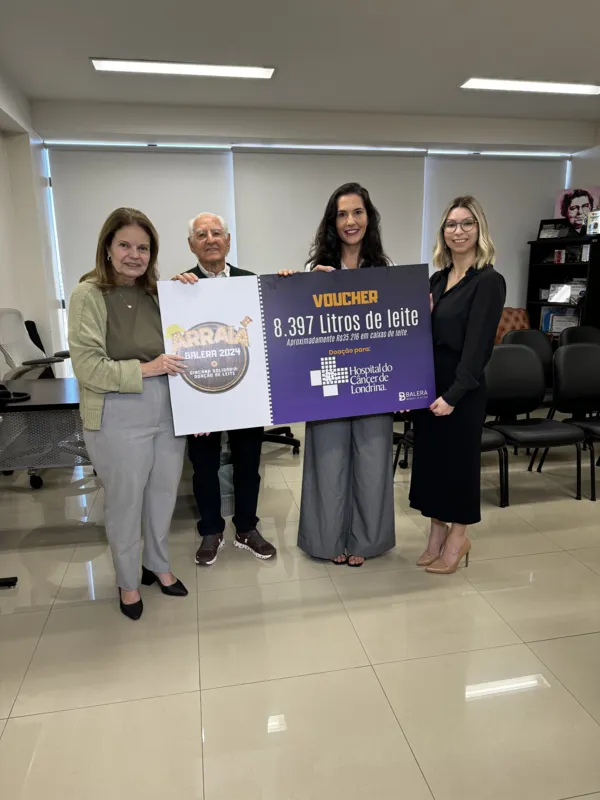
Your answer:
[84,377,186,591]
[297,414,395,560]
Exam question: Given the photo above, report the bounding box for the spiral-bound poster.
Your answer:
[158,264,435,436]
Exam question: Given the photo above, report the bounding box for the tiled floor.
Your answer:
[2,426,600,799]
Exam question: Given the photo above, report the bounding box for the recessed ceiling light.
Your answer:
[91,58,274,80]
[462,77,600,95]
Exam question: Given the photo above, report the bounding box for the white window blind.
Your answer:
[423,157,566,306]
[49,149,237,303]
[233,152,425,274]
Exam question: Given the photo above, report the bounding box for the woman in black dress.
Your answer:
[409,195,506,574]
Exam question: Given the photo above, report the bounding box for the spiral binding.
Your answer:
[256,278,274,425]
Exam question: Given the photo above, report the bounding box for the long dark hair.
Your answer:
[306,182,390,269]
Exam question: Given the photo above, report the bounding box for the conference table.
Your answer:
[0,379,86,589]
[0,378,89,486]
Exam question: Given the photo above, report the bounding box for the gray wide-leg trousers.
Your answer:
[84,376,186,591]
[298,414,395,560]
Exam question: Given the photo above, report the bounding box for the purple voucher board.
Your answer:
[260,264,435,424]
[159,264,436,434]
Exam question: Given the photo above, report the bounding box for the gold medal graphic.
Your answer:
[167,317,252,394]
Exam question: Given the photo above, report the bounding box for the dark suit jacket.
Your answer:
[187,263,255,279]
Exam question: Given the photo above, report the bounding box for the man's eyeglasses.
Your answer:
[192,229,226,241]
[443,218,477,233]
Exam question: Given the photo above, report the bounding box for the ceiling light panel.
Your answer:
[92,59,274,80]
[462,78,600,96]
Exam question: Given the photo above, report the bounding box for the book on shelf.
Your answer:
[547,281,587,304]
[537,219,577,239]
[549,245,589,264]
[540,305,577,333]
[550,315,579,334]
[587,210,600,236]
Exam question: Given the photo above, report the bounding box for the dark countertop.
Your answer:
[0,379,80,411]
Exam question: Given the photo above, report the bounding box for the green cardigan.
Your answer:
[68,281,149,430]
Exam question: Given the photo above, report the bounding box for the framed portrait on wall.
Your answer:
[555,187,600,235]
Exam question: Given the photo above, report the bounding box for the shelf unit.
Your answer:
[526,235,600,336]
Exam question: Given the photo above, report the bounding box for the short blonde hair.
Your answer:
[432,195,496,269]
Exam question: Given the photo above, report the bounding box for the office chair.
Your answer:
[0,308,68,380]
[559,325,600,347]
[263,427,301,455]
[395,415,509,507]
[485,344,584,500]
[537,343,600,501]
[0,309,75,488]
[502,328,554,407]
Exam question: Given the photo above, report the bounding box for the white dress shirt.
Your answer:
[198,262,230,278]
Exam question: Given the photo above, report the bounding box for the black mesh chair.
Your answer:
[536,343,600,501]
[393,411,412,472]
[263,427,301,455]
[485,344,585,499]
[503,328,553,407]
[559,325,600,347]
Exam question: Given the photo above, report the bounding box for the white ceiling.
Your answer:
[1,0,600,121]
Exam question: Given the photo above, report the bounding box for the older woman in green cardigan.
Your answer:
[68,207,188,620]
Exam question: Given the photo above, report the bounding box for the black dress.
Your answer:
[409,265,506,525]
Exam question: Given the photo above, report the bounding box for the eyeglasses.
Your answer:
[192,229,226,241]
[443,218,477,233]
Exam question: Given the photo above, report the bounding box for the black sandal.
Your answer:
[347,555,365,568]
[331,554,348,565]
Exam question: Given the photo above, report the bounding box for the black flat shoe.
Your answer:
[141,566,188,597]
[119,591,143,621]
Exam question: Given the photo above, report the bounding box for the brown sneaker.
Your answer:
[234,530,277,560]
[195,533,224,566]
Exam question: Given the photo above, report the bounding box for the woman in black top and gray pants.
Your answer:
[409,196,506,574]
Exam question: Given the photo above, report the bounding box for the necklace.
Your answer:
[115,289,136,309]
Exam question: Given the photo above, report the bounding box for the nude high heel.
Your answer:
[425,538,471,574]
[416,524,450,567]
[417,552,441,567]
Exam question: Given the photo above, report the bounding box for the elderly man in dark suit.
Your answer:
[175,212,277,567]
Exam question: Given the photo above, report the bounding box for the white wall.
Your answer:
[5,133,63,357]
[571,146,600,188]
[0,135,17,374]
[0,135,17,307]
[0,71,32,133]
[0,133,63,370]
[32,100,597,152]
[49,149,237,301]
[423,157,567,307]
[233,152,425,273]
